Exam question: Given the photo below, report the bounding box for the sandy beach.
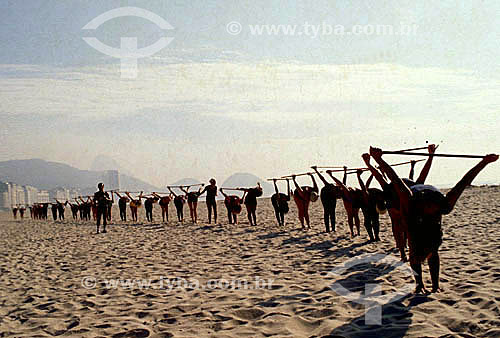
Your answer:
[0,186,499,337]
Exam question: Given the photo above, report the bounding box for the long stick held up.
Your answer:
[395,146,429,152]
[382,151,486,159]
[167,183,204,188]
[281,171,321,178]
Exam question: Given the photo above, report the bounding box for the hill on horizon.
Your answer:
[222,173,273,197]
[0,159,159,192]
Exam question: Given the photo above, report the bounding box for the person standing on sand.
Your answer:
[181,185,204,223]
[143,195,159,222]
[326,169,363,237]
[200,179,218,224]
[362,144,437,261]
[114,192,129,221]
[311,166,341,233]
[12,206,18,219]
[168,187,186,222]
[152,192,172,223]
[18,205,26,219]
[270,179,290,226]
[220,188,245,224]
[368,147,498,293]
[50,202,58,221]
[94,183,111,233]
[291,174,318,230]
[125,192,143,222]
[55,200,67,221]
[238,183,263,226]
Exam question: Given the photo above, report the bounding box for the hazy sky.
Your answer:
[1,0,499,188]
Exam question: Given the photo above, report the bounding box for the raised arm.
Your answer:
[114,191,123,198]
[445,154,498,212]
[311,166,329,186]
[291,175,304,197]
[180,186,189,194]
[356,170,367,192]
[326,170,351,198]
[409,160,416,180]
[366,174,374,189]
[286,179,291,198]
[370,147,412,205]
[342,166,348,185]
[167,187,178,197]
[273,179,279,195]
[416,144,437,184]
[309,173,318,192]
[219,188,228,198]
[125,192,134,200]
[362,153,387,188]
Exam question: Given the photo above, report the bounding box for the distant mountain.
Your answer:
[0,159,159,192]
[222,173,273,197]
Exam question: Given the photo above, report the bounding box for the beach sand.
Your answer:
[0,186,499,337]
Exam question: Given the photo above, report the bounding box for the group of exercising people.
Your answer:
[9,145,498,293]
[268,144,497,293]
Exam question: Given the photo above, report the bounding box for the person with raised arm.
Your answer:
[362,144,437,261]
[238,183,263,226]
[270,179,291,226]
[143,195,159,222]
[67,201,79,220]
[152,192,172,223]
[200,179,218,224]
[369,146,497,293]
[180,185,204,223]
[114,192,129,221]
[125,191,143,222]
[312,166,341,233]
[50,202,58,221]
[326,170,362,237]
[220,188,245,224]
[55,200,67,221]
[168,187,185,222]
[356,170,386,242]
[291,173,318,230]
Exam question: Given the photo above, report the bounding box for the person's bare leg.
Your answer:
[304,210,310,229]
[353,209,360,236]
[428,251,442,292]
[410,262,427,293]
[347,214,355,237]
